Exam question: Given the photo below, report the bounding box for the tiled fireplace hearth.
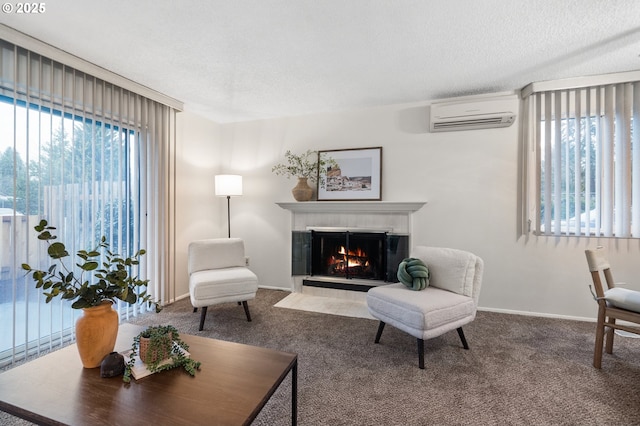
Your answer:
[277,201,426,298]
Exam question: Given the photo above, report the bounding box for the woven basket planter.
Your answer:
[138,335,172,364]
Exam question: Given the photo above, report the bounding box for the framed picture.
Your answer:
[317,147,382,201]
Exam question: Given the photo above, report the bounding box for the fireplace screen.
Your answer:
[312,231,384,280]
[292,229,409,283]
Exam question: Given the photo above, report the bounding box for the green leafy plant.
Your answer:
[272,149,336,183]
[21,219,160,311]
[123,325,201,383]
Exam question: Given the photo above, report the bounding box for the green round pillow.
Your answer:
[397,257,430,291]
[398,257,431,290]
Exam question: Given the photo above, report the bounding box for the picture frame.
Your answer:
[317,147,382,201]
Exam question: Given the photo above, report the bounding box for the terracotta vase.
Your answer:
[75,301,119,368]
[291,177,314,201]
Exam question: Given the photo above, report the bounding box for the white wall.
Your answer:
[175,97,640,320]
[174,112,224,299]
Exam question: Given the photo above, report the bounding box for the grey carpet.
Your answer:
[1,288,639,425]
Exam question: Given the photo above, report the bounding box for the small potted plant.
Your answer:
[21,219,160,368]
[272,149,336,201]
[123,325,201,383]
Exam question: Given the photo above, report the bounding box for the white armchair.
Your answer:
[366,246,484,369]
[188,238,258,331]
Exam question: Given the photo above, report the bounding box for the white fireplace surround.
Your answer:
[277,201,426,297]
[276,201,426,235]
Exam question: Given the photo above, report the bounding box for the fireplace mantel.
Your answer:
[277,201,426,234]
[276,201,426,214]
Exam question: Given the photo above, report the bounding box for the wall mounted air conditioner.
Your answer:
[429,98,516,132]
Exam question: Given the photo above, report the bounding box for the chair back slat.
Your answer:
[585,246,610,272]
[585,247,616,293]
[584,247,616,297]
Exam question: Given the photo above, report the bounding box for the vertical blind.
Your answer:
[522,74,640,238]
[0,39,177,366]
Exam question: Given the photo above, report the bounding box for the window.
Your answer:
[522,72,640,238]
[0,36,178,367]
[0,96,140,357]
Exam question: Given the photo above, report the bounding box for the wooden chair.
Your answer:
[585,246,640,368]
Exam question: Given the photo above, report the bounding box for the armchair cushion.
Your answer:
[604,287,640,313]
[190,268,257,303]
[367,283,475,340]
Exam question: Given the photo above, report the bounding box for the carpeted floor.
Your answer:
[2,288,639,425]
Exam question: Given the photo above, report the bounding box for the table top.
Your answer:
[0,323,297,426]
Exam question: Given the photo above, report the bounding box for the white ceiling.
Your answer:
[1,0,640,123]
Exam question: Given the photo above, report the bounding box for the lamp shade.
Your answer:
[215,175,243,197]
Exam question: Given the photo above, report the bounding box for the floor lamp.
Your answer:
[215,174,243,238]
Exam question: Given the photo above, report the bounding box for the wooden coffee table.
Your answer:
[0,323,298,425]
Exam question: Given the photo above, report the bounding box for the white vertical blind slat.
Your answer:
[620,83,632,237]
[553,92,562,235]
[594,89,602,236]
[614,84,626,236]
[584,88,592,235]
[564,90,571,233]
[602,86,614,236]
[632,83,640,237]
[573,90,582,236]
[543,93,552,232]
[532,93,541,235]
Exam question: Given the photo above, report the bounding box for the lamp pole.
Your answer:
[226,195,231,238]
[215,174,242,239]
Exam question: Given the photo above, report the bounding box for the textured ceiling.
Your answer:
[1,0,640,123]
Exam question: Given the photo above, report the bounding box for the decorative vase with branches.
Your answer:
[272,150,336,201]
[21,219,160,368]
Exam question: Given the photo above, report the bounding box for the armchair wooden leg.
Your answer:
[374,321,386,343]
[417,338,425,369]
[593,306,606,369]
[198,306,208,331]
[605,318,616,354]
[457,327,469,349]
[193,307,198,313]
[242,301,252,322]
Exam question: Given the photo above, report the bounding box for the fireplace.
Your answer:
[278,201,425,294]
[292,227,409,291]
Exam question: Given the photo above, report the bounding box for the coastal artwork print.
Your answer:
[317,147,382,201]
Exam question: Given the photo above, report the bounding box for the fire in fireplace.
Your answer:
[330,245,371,275]
[292,227,409,288]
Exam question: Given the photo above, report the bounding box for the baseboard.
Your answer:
[478,307,595,323]
[258,285,292,291]
[162,293,191,305]
[174,293,190,302]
